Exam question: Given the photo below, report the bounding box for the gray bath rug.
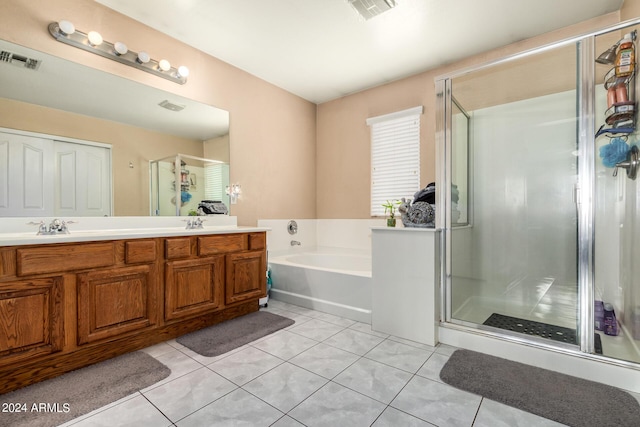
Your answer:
[440,349,640,427]
[177,311,295,357]
[0,351,170,427]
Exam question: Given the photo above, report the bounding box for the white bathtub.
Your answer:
[268,248,372,323]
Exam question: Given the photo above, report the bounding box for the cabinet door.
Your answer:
[77,265,157,345]
[165,256,224,321]
[0,277,64,366]
[225,251,266,305]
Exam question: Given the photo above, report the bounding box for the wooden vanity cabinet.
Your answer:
[226,250,266,305]
[164,231,267,320]
[77,264,158,345]
[0,231,266,394]
[165,256,224,321]
[0,276,64,366]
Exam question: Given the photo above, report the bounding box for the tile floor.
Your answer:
[58,300,639,427]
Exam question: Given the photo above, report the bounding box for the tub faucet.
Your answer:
[290,240,301,246]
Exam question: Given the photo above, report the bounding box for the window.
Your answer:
[367,106,422,216]
[204,163,230,205]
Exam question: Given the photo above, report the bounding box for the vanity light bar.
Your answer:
[48,21,189,85]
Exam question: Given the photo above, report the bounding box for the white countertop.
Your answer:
[371,226,440,232]
[0,226,270,246]
[0,216,269,246]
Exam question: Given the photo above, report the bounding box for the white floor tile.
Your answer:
[288,382,386,427]
[243,362,328,412]
[372,407,434,426]
[143,367,237,422]
[288,318,345,341]
[251,330,319,360]
[176,388,283,427]
[333,358,412,404]
[289,342,360,379]
[474,399,566,427]
[69,394,171,427]
[391,375,481,426]
[364,339,433,373]
[207,346,283,386]
[323,328,386,356]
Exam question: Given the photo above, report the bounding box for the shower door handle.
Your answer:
[613,146,639,180]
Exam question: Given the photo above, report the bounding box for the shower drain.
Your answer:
[483,313,602,354]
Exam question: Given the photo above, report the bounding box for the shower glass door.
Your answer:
[444,42,582,348]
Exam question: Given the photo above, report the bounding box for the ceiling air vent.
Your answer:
[0,50,41,70]
[349,0,397,20]
[158,100,186,112]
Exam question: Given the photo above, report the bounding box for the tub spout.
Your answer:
[290,240,301,246]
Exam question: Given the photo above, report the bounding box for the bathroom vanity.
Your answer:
[0,222,267,393]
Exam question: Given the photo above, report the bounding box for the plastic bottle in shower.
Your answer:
[615,34,635,78]
[603,303,618,336]
[632,306,640,340]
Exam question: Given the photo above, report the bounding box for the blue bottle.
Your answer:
[603,303,618,336]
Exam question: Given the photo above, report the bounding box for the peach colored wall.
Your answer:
[1,0,316,225]
[316,12,622,219]
[0,98,204,216]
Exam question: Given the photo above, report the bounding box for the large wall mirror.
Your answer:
[0,39,230,217]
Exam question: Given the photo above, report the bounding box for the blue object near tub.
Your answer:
[181,191,192,203]
[599,138,630,168]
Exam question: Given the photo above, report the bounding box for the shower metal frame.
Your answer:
[436,17,640,363]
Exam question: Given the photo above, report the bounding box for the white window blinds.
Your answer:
[204,163,229,201]
[367,106,422,216]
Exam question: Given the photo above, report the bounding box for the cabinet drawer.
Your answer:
[17,243,115,276]
[198,234,247,256]
[249,233,266,250]
[125,240,157,264]
[165,238,192,260]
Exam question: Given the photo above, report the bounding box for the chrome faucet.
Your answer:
[29,219,74,235]
[290,240,301,246]
[185,217,205,229]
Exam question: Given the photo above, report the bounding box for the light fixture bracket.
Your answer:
[48,22,187,85]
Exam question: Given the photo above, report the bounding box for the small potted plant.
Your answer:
[382,200,400,227]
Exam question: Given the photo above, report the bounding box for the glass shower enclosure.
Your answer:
[149,153,230,216]
[437,19,640,365]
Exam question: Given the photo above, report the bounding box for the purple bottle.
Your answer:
[603,303,618,336]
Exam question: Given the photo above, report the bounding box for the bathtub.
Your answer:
[268,248,372,323]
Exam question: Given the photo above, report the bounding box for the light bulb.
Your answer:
[114,41,128,56]
[58,20,75,36]
[177,65,189,78]
[87,31,103,46]
[158,59,171,72]
[137,51,150,64]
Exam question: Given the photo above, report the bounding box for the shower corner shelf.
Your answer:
[597,58,637,139]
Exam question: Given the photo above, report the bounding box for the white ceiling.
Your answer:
[95,0,624,103]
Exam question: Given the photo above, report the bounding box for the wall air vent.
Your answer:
[0,50,41,70]
[348,0,397,20]
[158,100,186,112]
